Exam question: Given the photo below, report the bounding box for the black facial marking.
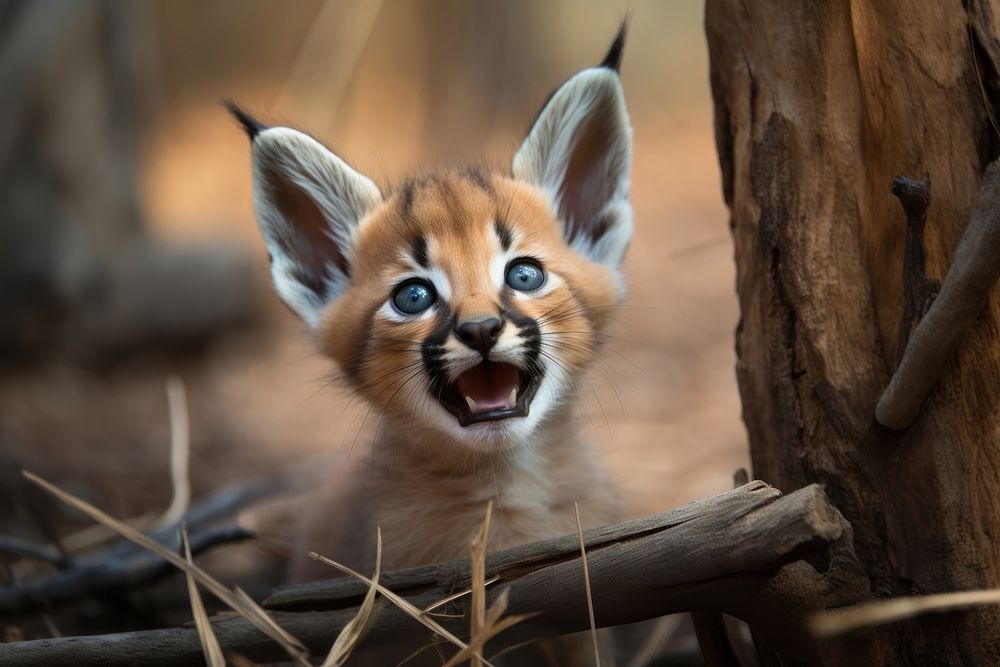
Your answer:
[421,309,456,402]
[399,181,417,224]
[465,168,495,198]
[349,300,384,380]
[418,292,549,427]
[411,235,429,268]
[502,295,542,374]
[437,179,467,228]
[494,219,514,251]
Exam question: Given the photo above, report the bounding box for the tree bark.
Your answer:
[706,1,1000,664]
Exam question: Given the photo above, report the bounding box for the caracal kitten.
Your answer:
[233,25,634,664]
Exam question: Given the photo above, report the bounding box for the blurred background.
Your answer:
[0,0,746,630]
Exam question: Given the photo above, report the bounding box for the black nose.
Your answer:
[455,318,502,356]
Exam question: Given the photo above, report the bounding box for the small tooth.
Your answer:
[465,395,479,413]
[507,387,517,407]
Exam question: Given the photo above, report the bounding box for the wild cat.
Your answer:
[231,25,633,660]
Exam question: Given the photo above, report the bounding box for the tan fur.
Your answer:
[239,38,634,662]
[319,175,617,389]
[294,404,621,577]
[291,172,623,577]
[284,175,626,667]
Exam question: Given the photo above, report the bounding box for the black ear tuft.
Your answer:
[224,100,266,140]
[599,19,628,72]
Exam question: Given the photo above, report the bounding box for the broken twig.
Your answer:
[0,466,309,614]
[889,176,938,365]
[0,524,252,614]
[0,536,67,568]
[180,525,225,667]
[876,159,1000,429]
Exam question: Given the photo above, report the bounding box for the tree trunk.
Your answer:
[706,1,1000,664]
[0,1,260,366]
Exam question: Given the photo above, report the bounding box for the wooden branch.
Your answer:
[877,159,1000,429]
[889,175,938,366]
[0,537,66,568]
[1,482,864,666]
[0,524,252,614]
[0,466,311,615]
[148,464,314,540]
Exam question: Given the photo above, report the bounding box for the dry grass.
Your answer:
[421,576,500,618]
[156,376,191,529]
[18,454,537,666]
[309,550,480,662]
[311,499,535,666]
[17,432,574,667]
[436,499,535,667]
[60,378,188,554]
[321,528,383,666]
[440,588,536,667]
[180,524,225,667]
[575,501,600,667]
[468,500,493,667]
[810,589,1000,637]
[22,470,312,666]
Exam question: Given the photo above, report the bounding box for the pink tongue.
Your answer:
[456,362,519,410]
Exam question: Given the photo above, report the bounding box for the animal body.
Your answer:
[232,25,634,663]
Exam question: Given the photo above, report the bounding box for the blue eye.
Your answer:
[392,280,436,315]
[505,260,545,291]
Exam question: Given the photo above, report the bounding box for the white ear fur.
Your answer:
[250,127,381,329]
[512,68,633,268]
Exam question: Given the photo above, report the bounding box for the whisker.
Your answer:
[537,338,629,419]
[539,334,646,378]
[372,366,428,442]
[539,330,642,346]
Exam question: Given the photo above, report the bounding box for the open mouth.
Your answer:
[439,361,540,427]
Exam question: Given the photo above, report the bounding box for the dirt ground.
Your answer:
[0,3,749,613]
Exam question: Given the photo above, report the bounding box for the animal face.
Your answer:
[232,27,633,452]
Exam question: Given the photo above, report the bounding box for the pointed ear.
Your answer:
[512,30,633,268]
[232,108,382,329]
